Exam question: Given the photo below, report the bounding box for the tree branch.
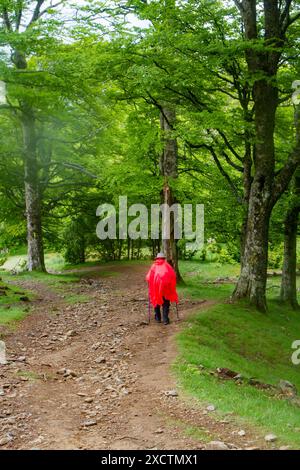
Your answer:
[217,129,244,162]
[222,151,244,172]
[15,0,23,30]
[186,141,243,203]
[27,0,64,28]
[28,0,45,27]
[208,145,243,203]
[2,6,12,31]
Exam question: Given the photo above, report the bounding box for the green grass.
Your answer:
[0,306,30,326]
[16,370,41,381]
[167,417,212,443]
[63,293,91,305]
[0,285,30,306]
[0,269,79,287]
[0,278,32,326]
[0,256,121,322]
[175,261,300,448]
[178,261,239,300]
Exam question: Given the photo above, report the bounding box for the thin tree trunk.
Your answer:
[160,106,182,282]
[151,240,155,259]
[118,240,123,260]
[79,236,85,264]
[161,183,182,280]
[21,109,45,272]
[280,204,299,309]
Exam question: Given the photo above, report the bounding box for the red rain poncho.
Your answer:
[146,259,179,307]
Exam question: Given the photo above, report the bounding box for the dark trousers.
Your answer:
[154,298,170,323]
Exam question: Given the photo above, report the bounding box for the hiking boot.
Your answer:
[155,313,161,323]
[163,319,170,325]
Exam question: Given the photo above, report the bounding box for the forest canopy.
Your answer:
[0,0,299,312]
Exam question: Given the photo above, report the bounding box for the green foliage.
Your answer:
[197,239,238,264]
[63,219,87,265]
[0,276,32,326]
[0,1,298,285]
[0,250,8,266]
[176,262,300,447]
[0,306,29,326]
[268,243,284,270]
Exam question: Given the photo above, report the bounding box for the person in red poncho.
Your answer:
[146,252,178,325]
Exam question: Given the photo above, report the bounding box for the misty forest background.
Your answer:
[0,0,300,448]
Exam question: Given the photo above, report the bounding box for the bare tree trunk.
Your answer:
[118,240,123,260]
[79,236,85,264]
[280,197,299,309]
[21,108,45,272]
[127,239,130,260]
[160,106,182,282]
[151,240,155,258]
[233,194,271,311]
[233,79,277,311]
[161,183,182,280]
[231,1,300,311]
[280,169,300,308]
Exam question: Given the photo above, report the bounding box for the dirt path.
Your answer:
[0,264,270,450]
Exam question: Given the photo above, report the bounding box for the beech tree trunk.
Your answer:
[233,80,277,311]
[79,236,85,264]
[161,183,181,280]
[232,1,300,311]
[21,108,45,272]
[280,205,299,309]
[160,106,182,281]
[0,1,62,273]
[280,169,300,308]
[233,194,271,311]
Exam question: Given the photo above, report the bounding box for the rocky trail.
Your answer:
[0,264,272,450]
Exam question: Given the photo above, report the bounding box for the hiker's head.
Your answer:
[155,252,166,263]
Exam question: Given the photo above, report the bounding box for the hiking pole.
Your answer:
[175,302,180,321]
[148,291,151,324]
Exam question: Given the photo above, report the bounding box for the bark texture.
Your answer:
[21,108,45,272]
[280,171,300,308]
[232,0,300,311]
[160,106,182,281]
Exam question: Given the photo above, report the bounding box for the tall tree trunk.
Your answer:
[127,239,131,260]
[233,195,271,311]
[280,205,299,309]
[160,106,182,281]
[233,79,278,311]
[231,0,297,311]
[118,240,123,260]
[161,183,181,279]
[280,170,300,308]
[79,236,85,264]
[21,108,45,272]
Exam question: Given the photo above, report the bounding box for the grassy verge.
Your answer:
[0,278,32,327]
[0,306,30,327]
[175,261,300,448]
[0,256,121,325]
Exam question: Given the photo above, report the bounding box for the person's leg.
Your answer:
[154,305,161,322]
[162,298,170,325]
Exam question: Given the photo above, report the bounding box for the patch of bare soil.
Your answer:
[0,264,273,450]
